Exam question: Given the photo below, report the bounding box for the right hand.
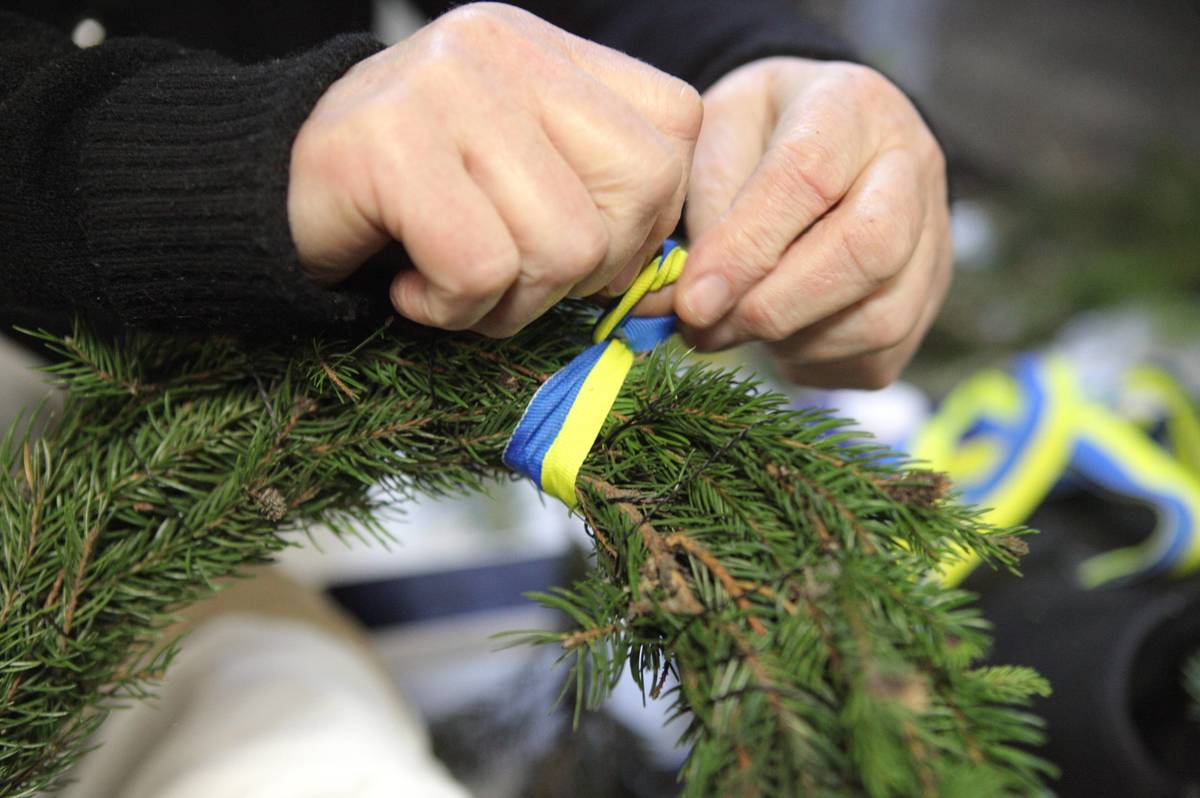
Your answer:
[288,3,702,337]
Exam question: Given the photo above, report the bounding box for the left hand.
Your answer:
[667,57,952,389]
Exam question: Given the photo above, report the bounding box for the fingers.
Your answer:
[464,70,689,333]
[770,245,951,389]
[386,152,519,330]
[772,211,949,361]
[685,147,926,351]
[539,73,688,289]
[763,190,952,389]
[460,5,701,323]
[646,73,768,320]
[675,76,874,329]
[456,115,612,336]
[538,24,701,298]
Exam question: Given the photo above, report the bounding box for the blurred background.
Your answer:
[810,0,1200,393]
[258,2,1200,796]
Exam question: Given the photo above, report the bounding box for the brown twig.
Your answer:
[63,523,102,637]
[665,532,768,636]
[583,476,704,616]
[318,359,358,401]
[562,623,622,651]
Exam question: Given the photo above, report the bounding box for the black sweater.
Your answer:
[0,0,851,335]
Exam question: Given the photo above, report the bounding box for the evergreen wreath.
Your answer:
[0,308,1051,797]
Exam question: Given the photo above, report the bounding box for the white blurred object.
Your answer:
[794,381,932,452]
[60,617,470,798]
[71,17,106,48]
[276,478,580,586]
[1052,305,1200,406]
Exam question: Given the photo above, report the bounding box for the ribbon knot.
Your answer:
[503,240,686,507]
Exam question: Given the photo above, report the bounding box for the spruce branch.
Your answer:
[1,308,1051,796]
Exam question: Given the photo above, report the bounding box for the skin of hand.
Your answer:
[661,57,952,389]
[288,3,702,337]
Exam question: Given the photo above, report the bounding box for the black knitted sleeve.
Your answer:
[0,12,384,334]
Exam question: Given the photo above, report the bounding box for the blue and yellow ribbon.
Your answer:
[1124,364,1200,477]
[504,240,686,508]
[913,354,1200,588]
[911,356,1077,586]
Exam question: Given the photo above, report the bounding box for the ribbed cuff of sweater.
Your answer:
[78,33,386,334]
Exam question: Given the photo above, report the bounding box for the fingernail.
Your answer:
[682,273,732,325]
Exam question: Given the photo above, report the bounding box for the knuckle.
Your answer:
[664,78,704,140]
[639,145,683,205]
[864,304,915,352]
[840,62,893,99]
[468,2,532,23]
[421,6,525,67]
[559,254,599,285]
[740,294,792,343]
[527,223,608,288]
[777,136,847,208]
[611,143,680,227]
[450,244,520,300]
[574,215,611,273]
[840,209,911,289]
[436,4,504,39]
[707,224,775,288]
[416,50,461,86]
[404,38,469,95]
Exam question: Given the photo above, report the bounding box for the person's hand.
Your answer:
[288,3,701,337]
[672,57,951,388]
